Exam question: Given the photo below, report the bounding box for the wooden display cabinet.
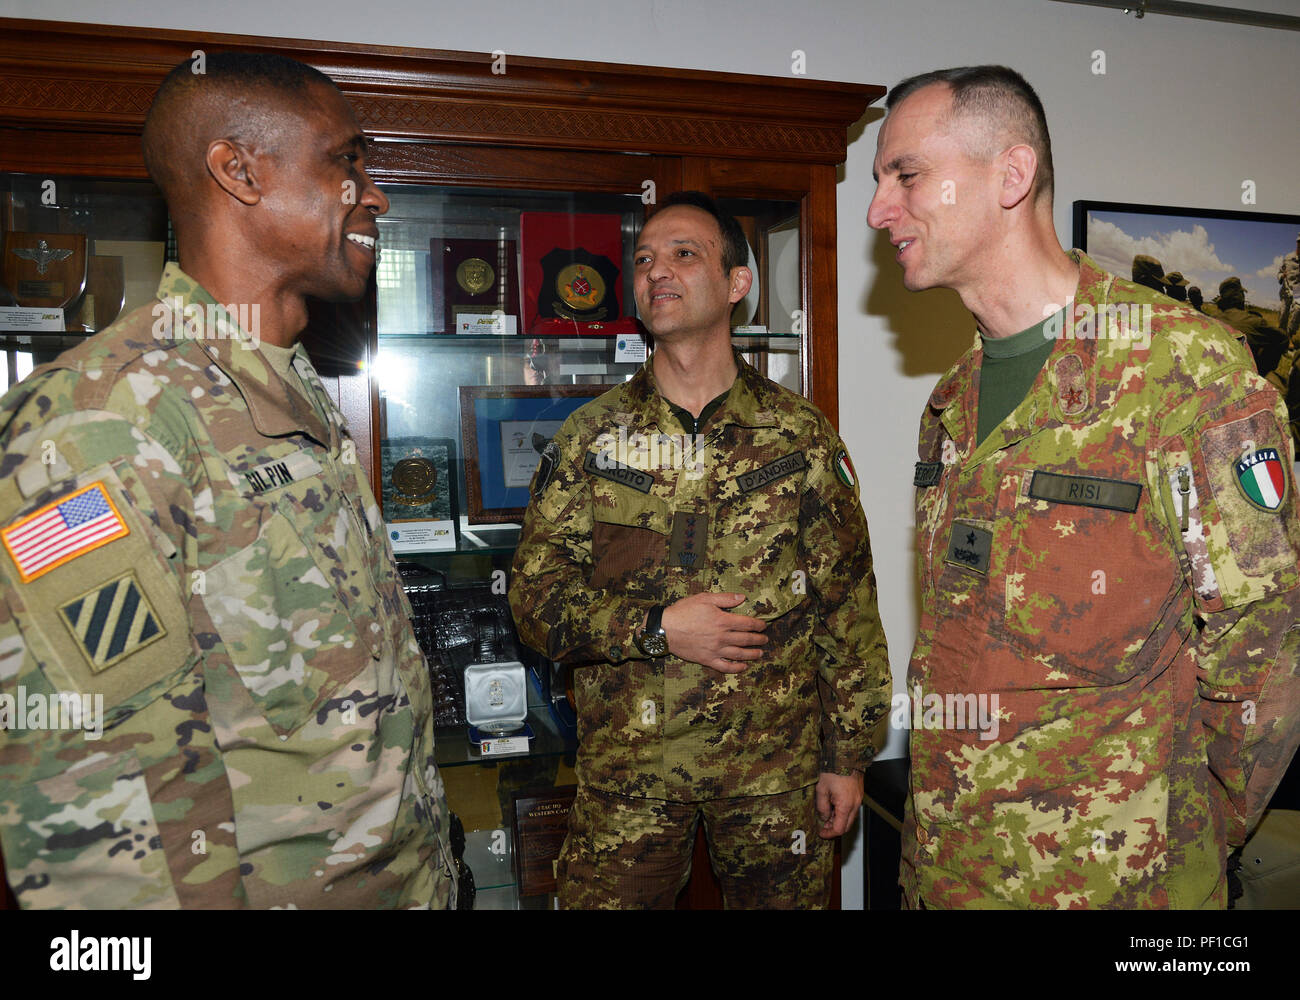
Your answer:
[0,17,880,910]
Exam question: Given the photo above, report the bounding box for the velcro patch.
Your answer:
[583,451,653,494]
[1234,448,1287,513]
[946,520,992,575]
[2,481,129,583]
[668,511,708,570]
[914,461,942,487]
[58,571,166,673]
[533,441,560,500]
[1028,471,1141,512]
[736,452,806,493]
[240,449,324,495]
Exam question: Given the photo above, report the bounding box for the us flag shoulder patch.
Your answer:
[58,571,166,673]
[2,482,129,583]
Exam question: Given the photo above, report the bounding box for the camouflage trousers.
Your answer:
[557,783,832,909]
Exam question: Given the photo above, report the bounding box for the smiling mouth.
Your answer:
[346,233,378,252]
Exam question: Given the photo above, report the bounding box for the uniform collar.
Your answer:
[154,264,332,446]
[613,350,780,435]
[928,250,1113,459]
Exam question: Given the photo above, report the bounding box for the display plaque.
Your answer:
[519,211,636,335]
[1,232,87,312]
[511,785,577,897]
[381,436,458,553]
[436,237,519,334]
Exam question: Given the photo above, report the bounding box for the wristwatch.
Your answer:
[635,605,669,657]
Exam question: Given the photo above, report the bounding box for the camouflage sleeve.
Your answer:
[0,374,246,908]
[508,424,656,665]
[1159,366,1300,847]
[800,422,891,775]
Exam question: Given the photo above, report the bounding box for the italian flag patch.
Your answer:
[833,449,856,489]
[1234,448,1286,512]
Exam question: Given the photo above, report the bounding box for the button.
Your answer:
[609,646,621,659]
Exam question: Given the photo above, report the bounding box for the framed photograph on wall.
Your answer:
[1072,200,1300,327]
[459,384,610,524]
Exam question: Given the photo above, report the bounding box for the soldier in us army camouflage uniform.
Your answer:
[869,65,1300,908]
[0,54,455,908]
[509,192,891,909]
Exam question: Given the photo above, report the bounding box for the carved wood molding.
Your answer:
[0,18,879,164]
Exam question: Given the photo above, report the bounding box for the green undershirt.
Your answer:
[976,310,1061,445]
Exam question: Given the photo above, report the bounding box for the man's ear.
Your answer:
[998,143,1036,210]
[205,138,262,206]
[728,265,753,305]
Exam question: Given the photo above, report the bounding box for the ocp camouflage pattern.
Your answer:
[0,265,455,908]
[509,356,891,801]
[905,251,1300,908]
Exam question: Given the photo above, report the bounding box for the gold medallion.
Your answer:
[555,263,606,313]
[456,257,495,296]
[391,457,439,505]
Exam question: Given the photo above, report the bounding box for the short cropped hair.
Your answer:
[142,51,338,203]
[886,65,1054,201]
[657,190,749,274]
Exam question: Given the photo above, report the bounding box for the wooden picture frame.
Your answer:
[459,383,610,524]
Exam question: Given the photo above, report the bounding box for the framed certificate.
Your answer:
[459,384,609,523]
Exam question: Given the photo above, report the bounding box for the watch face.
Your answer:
[640,633,669,657]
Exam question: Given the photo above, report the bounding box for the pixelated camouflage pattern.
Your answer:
[0,265,455,908]
[509,356,890,802]
[558,783,831,909]
[904,251,1300,909]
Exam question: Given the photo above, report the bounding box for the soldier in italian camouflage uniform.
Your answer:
[870,65,1300,908]
[509,193,891,908]
[0,54,455,908]
[1131,254,1166,293]
[1279,234,1300,341]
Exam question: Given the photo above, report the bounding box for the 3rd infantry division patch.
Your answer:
[58,572,166,673]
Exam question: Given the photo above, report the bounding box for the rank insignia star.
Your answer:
[12,239,73,276]
[1063,386,1084,409]
[966,531,976,546]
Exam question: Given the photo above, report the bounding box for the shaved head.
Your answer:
[142,52,339,215]
[886,65,1054,204]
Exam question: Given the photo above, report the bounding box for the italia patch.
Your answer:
[2,482,129,584]
[833,449,856,489]
[58,571,166,673]
[736,452,806,493]
[1234,448,1287,513]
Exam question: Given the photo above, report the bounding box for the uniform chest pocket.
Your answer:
[989,468,1182,688]
[201,476,381,738]
[590,484,671,594]
[711,482,802,619]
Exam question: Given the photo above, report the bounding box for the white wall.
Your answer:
[5,0,1296,907]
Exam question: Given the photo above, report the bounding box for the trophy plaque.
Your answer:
[511,786,577,896]
[436,237,519,334]
[381,436,458,553]
[2,232,88,313]
[520,211,635,335]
